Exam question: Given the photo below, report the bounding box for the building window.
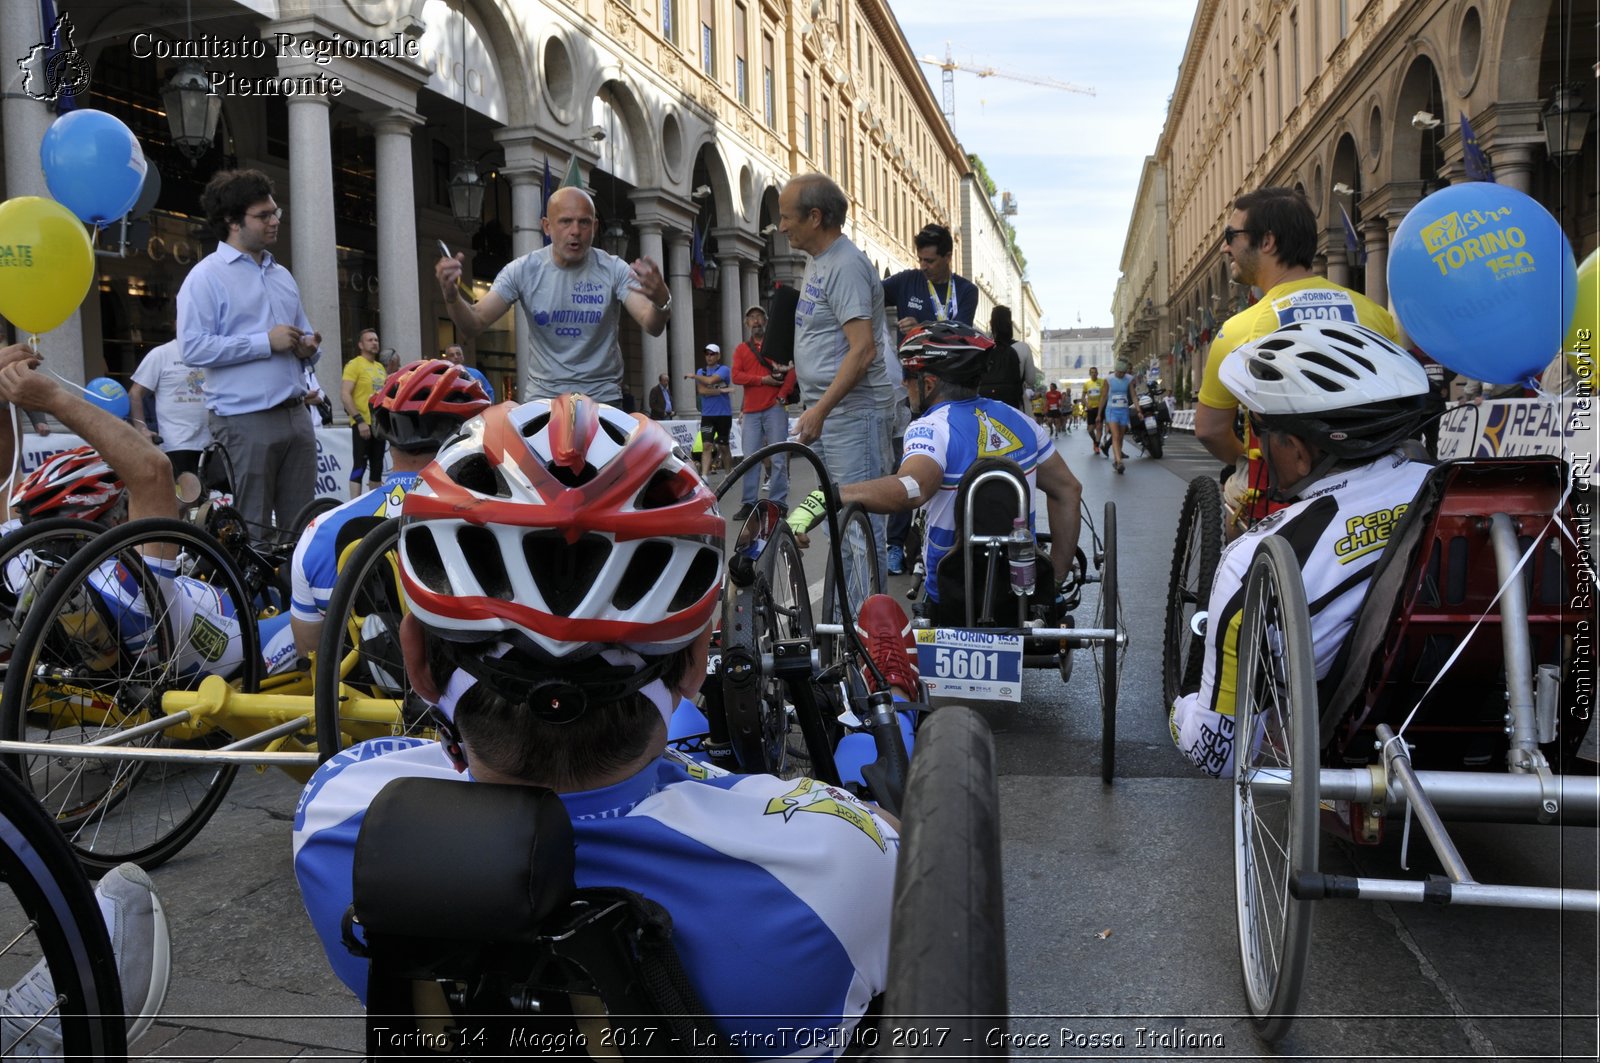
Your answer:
[822,108,832,174]
[734,3,749,105]
[663,0,679,46]
[700,0,715,77]
[1289,11,1299,96]
[762,34,775,127]
[801,73,813,156]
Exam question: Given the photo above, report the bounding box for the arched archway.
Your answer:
[1393,54,1447,197]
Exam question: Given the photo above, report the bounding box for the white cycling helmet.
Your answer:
[1220,320,1429,461]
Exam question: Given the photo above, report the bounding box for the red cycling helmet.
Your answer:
[399,394,724,663]
[898,322,996,388]
[10,446,125,524]
[370,359,493,454]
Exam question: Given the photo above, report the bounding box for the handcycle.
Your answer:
[866,455,1125,783]
[1205,456,1598,1041]
[0,510,411,872]
[342,440,1009,1056]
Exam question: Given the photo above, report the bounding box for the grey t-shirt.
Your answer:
[490,246,637,403]
[793,235,890,410]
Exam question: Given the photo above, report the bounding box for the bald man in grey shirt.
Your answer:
[435,187,671,402]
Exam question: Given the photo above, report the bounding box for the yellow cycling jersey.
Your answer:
[1197,277,1399,412]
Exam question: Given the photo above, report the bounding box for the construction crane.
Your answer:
[917,43,1094,123]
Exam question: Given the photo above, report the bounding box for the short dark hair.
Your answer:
[989,305,1014,347]
[914,224,953,257]
[424,632,693,789]
[200,169,275,241]
[1233,186,1317,270]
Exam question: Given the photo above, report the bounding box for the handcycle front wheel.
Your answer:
[819,501,884,672]
[883,705,1006,1053]
[1163,475,1223,712]
[314,518,413,761]
[1093,501,1120,784]
[0,761,127,1058]
[1233,536,1319,1042]
[720,523,813,776]
[0,517,109,651]
[0,517,261,873]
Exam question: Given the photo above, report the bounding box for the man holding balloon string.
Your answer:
[177,169,322,541]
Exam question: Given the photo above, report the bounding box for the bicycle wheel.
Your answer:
[1093,501,1120,784]
[721,524,812,775]
[314,519,412,761]
[819,502,884,672]
[1,518,259,873]
[0,762,127,1058]
[1233,536,1319,1042]
[0,518,108,663]
[884,706,1006,1052]
[1163,476,1222,712]
[289,495,343,541]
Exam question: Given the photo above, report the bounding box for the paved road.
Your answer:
[23,428,1597,1060]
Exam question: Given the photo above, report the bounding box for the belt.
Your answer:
[269,394,306,411]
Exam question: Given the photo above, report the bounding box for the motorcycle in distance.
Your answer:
[1126,380,1172,459]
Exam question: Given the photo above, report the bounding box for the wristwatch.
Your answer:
[654,292,673,313]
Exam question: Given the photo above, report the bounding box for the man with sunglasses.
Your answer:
[178,168,322,537]
[1193,187,1399,530]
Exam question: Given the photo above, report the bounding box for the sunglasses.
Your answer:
[1222,225,1257,245]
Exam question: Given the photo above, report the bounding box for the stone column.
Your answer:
[1362,217,1389,308]
[500,166,544,395]
[719,255,745,410]
[1492,143,1538,196]
[373,109,424,363]
[665,232,695,411]
[1324,242,1350,289]
[287,94,343,403]
[637,222,669,395]
[1,0,84,383]
[743,262,761,315]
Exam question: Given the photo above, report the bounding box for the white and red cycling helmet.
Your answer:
[399,394,724,663]
[370,359,492,454]
[10,446,125,523]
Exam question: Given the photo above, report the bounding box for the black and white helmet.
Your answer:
[1220,320,1429,460]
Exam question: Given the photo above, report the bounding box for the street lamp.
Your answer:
[161,59,221,162]
[702,258,720,291]
[600,221,629,258]
[448,161,485,231]
[1542,84,1593,163]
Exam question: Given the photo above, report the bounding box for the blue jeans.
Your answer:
[739,404,790,507]
[815,401,891,615]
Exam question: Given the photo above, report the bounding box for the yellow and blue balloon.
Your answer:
[85,377,131,420]
[1389,183,1577,386]
[0,196,95,335]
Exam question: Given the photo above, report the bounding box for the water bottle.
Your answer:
[1007,516,1036,598]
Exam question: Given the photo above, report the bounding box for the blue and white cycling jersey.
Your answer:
[900,397,1055,602]
[290,471,418,624]
[293,738,897,1057]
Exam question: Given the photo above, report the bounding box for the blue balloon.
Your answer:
[1389,183,1577,386]
[85,377,130,420]
[39,109,148,226]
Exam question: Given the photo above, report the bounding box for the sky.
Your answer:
[890,0,1198,331]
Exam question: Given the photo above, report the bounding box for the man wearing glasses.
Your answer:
[178,168,321,536]
[1193,186,1399,530]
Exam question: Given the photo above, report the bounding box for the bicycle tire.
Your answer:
[0,517,108,657]
[1095,501,1119,784]
[1145,427,1164,459]
[1233,536,1319,1043]
[0,761,127,1058]
[883,706,1006,1053]
[314,518,410,761]
[819,502,884,672]
[1,518,258,873]
[721,524,811,774]
[1163,476,1222,713]
[289,495,343,541]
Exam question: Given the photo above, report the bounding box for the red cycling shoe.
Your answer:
[853,594,925,699]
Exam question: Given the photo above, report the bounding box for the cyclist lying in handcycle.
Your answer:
[0,343,296,680]
[295,397,925,1054]
[786,322,1085,621]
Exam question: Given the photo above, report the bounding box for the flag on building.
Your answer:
[1339,204,1366,267]
[689,215,706,288]
[540,157,553,246]
[1460,112,1496,183]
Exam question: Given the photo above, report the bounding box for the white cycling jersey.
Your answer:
[1171,452,1431,777]
[293,738,898,1057]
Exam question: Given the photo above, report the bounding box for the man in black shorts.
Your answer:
[689,341,733,478]
[1083,367,1105,455]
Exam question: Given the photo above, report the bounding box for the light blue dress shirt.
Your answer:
[177,243,320,416]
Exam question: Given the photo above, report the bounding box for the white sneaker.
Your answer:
[0,863,171,1057]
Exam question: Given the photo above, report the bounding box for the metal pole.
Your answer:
[1377,723,1474,883]
[1489,513,1540,769]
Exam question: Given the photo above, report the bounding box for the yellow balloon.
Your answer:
[0,196,94,335]
[1565,249,1597,383]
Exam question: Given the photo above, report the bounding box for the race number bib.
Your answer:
[914,629,1023,702]
[1271,288,1359,326]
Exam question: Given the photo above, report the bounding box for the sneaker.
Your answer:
[731,503,755,522]
[1,864,170,1057]
[886,543,905,575]
[854,594,923,698]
